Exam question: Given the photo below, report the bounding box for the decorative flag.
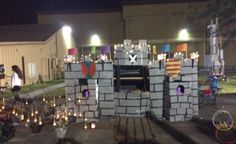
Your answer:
[68,48,78,55]
[166,59,181,77]
[91,46,96,54]
[177,43,188,52]
[161,44,170,53]
[81,61,96,79]
[101,46,111,54]
[152,46,157,55]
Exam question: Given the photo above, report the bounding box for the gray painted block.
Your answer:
[187,108,193,114]
[65,87,75,94]
[154,84,163,91]
[171,103,180,109]
[178,96,188,102]
[87,98,97,105]
[120,100,140,107]
[193,97,198,104]
[99,101,114,108]
[177,108,186,115]
[99,71,113,78]
[99,94,105,101]
[105,94,114,101]
[98,79,112,86]
[87,79,97,84]
[170,97,177,103]
[104,63,113,70]
[65,72,83,79]
[182,75,192,81]
[101,109,115,116]
[149,76,165,84]
[150,92,163,100]
[96,63,102,71]
[71,64,81,71]
[151,100,163,107]
[79,105,88,112]
[89,105,98,111]
[141,99,149,106]
[115,107,126,113]
[180,103,189,109]
[175,115,185,121]
[169,109,176,115]
[127,107,140,114]
[85,112,95,118]
[99,86,114,93]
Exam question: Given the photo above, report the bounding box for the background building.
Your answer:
[0,24,71,85]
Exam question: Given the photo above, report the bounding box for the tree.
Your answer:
[199,0,236,48]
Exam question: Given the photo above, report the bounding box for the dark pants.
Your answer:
[11,86,21,101]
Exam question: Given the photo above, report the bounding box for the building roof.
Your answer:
[122,0,209,5]
[0,24,61,42]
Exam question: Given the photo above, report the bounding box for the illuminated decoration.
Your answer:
[166,59,181,77]
[82,89,90,98]
[212,110,234,132]
[64,55,75,64]
[190,52,199,68]
[176,85,184,95]
[90,34,101,46]
[157,53,167,70]
[81,61,96,79]
[90,122,96,129]
[178,29,190,41]
[129,54,137,64]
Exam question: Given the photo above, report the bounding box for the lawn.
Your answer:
[2,79,64,97]
[199,75,236,94]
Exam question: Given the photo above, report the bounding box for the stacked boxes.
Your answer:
[114,40,149,66]
[163,59,198,122]
[149,61,166,118]
[64,61,114,122]
[114,91,149,117]
[97,62,114,116]
[64,40,199,122]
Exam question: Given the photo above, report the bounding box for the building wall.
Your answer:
[38,11,125,46]
[37,2,236,67]
[0,28,68,86]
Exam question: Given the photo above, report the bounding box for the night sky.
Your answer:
[0,0,209,25]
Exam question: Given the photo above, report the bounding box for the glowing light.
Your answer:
[178,29,190,41]
[62,25,72,49]
[90,34,101,46]
[90,122,96,129]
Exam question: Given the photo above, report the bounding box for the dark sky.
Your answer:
[0,0,209,25]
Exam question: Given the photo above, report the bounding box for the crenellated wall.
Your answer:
[64,40,199,122]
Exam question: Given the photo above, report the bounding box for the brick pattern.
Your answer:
[163,59,198,122]
[64,62,114,122]
[149,61,166,118]
[114,41,149,66]
[114,91,149,117]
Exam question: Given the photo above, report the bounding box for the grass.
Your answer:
[2,79,64,97]
[198,75,236,94]
[41,87,65,97]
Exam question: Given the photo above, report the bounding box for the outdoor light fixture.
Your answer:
[178,29,190,41]
[62,25,73,48]
[90,34,101,46]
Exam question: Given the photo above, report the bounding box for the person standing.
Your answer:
[11,65,23,101]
